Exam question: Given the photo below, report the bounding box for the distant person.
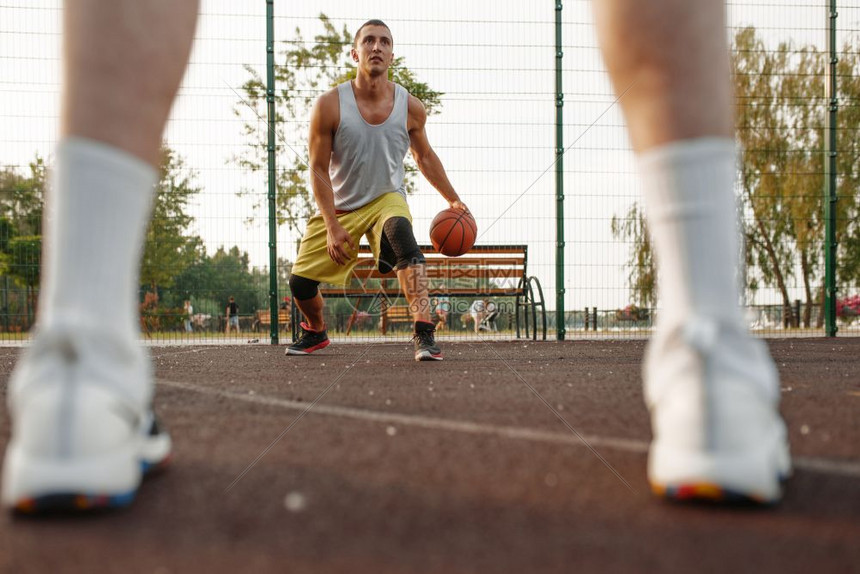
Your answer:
[225,296,240,334]
[183,299,193,333]
[433,296,450,331]
[279,295,292,331]
[285,19,468,362]
[469,299,487,334]
[478,300,499,332]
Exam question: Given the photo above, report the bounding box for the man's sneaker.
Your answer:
[285,322,330,355]
[2,324,171,514]
[413,321,442,361]
[645,318,791,504]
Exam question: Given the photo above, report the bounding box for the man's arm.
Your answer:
[308,89,356,265]
[407,95,467,212]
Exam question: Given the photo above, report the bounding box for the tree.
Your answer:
[832,42,860,294]
[610,27,860,327]
[171,245,265,319]
[733,27,811,326]
[234,14,443,233]
[610,203,656,309]
[0,157,47,329]
[210,246,259,314]
[734,27,859,327]
[0,156,46,238]
[6,236,41,324]
[140,146,205,297]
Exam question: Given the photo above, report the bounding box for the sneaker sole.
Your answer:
[651,482,780,505]
[415,350,443,361]
[285,339,331,355]
[3,434,172,514]
[648,433,791,505]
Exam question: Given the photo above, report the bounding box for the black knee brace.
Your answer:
[289,274,320,301]
[380,216,425,272]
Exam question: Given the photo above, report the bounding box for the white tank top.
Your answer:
[329,81,410,211]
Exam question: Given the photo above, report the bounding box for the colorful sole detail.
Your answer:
[11,455,170,515]
[651,482,773,505]
[286,339,331,355]
[13,491,137,514]
[415,351,443,361]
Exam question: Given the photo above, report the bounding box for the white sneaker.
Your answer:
[645,318,791,504]
[2,323,171,513]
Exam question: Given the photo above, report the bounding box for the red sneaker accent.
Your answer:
[299,321,326,333]
[301,338,330,354]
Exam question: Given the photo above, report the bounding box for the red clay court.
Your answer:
[0,337,858,573]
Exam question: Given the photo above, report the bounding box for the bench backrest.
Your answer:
[256,308,291,323]
[328,244,528,297]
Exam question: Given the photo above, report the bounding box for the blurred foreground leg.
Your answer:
[2,0,199,513]
[594,0,790,504]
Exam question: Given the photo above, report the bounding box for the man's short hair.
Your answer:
[354,19,392,48]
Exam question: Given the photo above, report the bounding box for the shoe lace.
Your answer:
[297,322,313,343]
[412,326,436,346]
[295,322,317,343]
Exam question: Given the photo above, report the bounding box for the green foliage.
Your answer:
[733,27,811,323]
[0,217,17,255]
[234,13,443,232]
[0,158,45,304]
[140,146,205,294]
[0,157,46,239]
[6,235,41,324]
[7,236,41,289]
[733,27,860,326]
[612,27,860,326]
[833,42,860,288]
[170,245,266,316]
[610,203,656,309]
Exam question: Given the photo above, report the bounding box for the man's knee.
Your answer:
[382,216,425,270]
[289,274,320,301]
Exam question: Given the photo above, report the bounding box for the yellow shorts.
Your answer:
[290,192,412,286]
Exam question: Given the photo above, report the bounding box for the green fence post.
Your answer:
[555,0,565,340]
[266,0,280,344]
[824,0,838,337]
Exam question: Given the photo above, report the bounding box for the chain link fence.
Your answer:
[0,1,858,342]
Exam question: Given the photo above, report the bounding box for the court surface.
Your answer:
[0,338,858,573]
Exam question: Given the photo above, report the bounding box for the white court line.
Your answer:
[158,379,860,479]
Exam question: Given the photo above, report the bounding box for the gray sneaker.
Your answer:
[285,322,330,355]
[413,321,442,361]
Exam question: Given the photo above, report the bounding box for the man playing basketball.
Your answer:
[286,19,467,362]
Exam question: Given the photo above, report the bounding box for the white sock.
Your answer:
[39,137,156,340]
[638,138,744,327]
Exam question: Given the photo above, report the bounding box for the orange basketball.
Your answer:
[430,208,477,257]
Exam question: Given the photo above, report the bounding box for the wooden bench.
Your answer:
[302,244,546,340]
[378,304,413,335]
[253,308,291,333]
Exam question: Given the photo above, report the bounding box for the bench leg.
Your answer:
[346,309,359,335]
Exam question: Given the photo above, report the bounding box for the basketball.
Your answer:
[429,207,477,257]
